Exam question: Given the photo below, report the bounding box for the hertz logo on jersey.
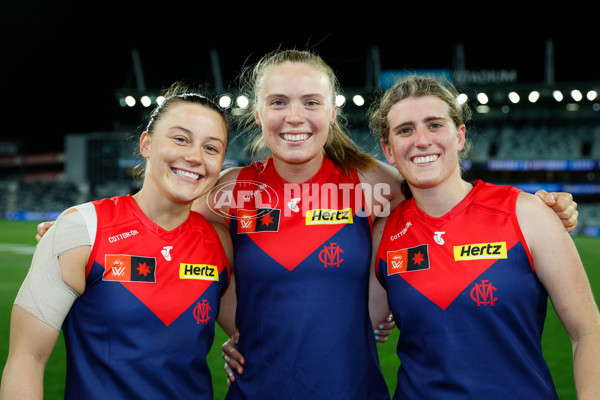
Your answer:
[179,264,219,281]
[453,242,508,261]
[305,208,353,225]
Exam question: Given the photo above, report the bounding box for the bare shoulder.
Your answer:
[357,160,405,219]
[218,166,243,184]
[516,191,560,223]
[516,191,569,251]
[210,220,233,265]
[210,220,231,239]
[359,160,403,186]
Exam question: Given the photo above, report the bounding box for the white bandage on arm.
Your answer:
[14,210,92,331]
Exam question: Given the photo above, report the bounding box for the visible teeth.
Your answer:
[282,133,309,141]
[413,155,439,164]
[173,169,200,180]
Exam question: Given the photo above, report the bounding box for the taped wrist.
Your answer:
[14,210,91,331]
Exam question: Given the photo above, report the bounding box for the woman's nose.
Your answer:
[285,102,304,123]
[414,126,432,146]
[185,145,204,164]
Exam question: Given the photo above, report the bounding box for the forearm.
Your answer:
[368,269,390,330]
[0,355,45,400]
[217,305,237,337]
[572,333,600,399]
[1,306,59,400]
[217,273,237,337]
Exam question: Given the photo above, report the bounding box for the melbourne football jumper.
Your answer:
[227,156,389,400]
[376,180,558,399]
[62,195,229,399]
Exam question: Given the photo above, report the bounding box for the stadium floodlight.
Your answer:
[587,90,598,101]
[156,96,165,105]
[528,91,540,103]
[336,95,346,107]
[553,90,564,102]
[219,95,232,108]
[352,95,365,106]
[236,95,249,109]
[457,93,468,105]
[508,92,520,104]
[141,96,152,107]
[125,96,136,107]
[571,89,583,102]
[477,92,489,105]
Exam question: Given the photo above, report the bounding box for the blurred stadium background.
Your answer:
[1,36,598,235]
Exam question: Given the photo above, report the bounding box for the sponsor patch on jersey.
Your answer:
[237,208,280,233]
[387,244,429,275]
[453,241,507,261]
[305,208,353,225]
[104,255,156,282]
[179,263,219,281]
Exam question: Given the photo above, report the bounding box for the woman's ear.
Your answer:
[456,124,466,152]
[254,107,262,127]
[139,132,151,158]
[330,105,338,126]
[381,141,396,166]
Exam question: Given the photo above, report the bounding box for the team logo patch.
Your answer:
[193,299,212,324]
[318,242,344,268]
[237,208,280,233]
[179,264,219,281]
[387,244,429,275]
[453,242,507,261]
[305,208,353,225]
[470,279,498,306]
[104,255,156,282]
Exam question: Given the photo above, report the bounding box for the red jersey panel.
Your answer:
[62,195,229,399]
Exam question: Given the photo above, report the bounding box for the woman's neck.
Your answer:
[271,152,324,183]
[410,177,473,218]
[132,190,192,231]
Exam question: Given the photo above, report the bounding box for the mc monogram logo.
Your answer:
[470,280,498,306]
[319,243,344,268]
[193,299,211,324]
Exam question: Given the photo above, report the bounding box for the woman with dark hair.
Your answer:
[1,83,235,399]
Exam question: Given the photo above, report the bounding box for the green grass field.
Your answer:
[0,220,598,399]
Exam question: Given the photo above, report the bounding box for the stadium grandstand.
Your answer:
[0,39,598,236]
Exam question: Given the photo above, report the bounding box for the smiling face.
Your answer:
[253,61,337,178]
[140,102,227,205]
[382,95,465,191]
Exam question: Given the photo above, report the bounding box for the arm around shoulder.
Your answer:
[358,160,405,221]
[369,216,391,332]
[212,221,237,337]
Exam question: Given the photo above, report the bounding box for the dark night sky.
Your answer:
[2,5,597,154]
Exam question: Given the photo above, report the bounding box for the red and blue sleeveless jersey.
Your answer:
[62,195,229,399]
[226,156,389,400]
[376,181,558,399]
